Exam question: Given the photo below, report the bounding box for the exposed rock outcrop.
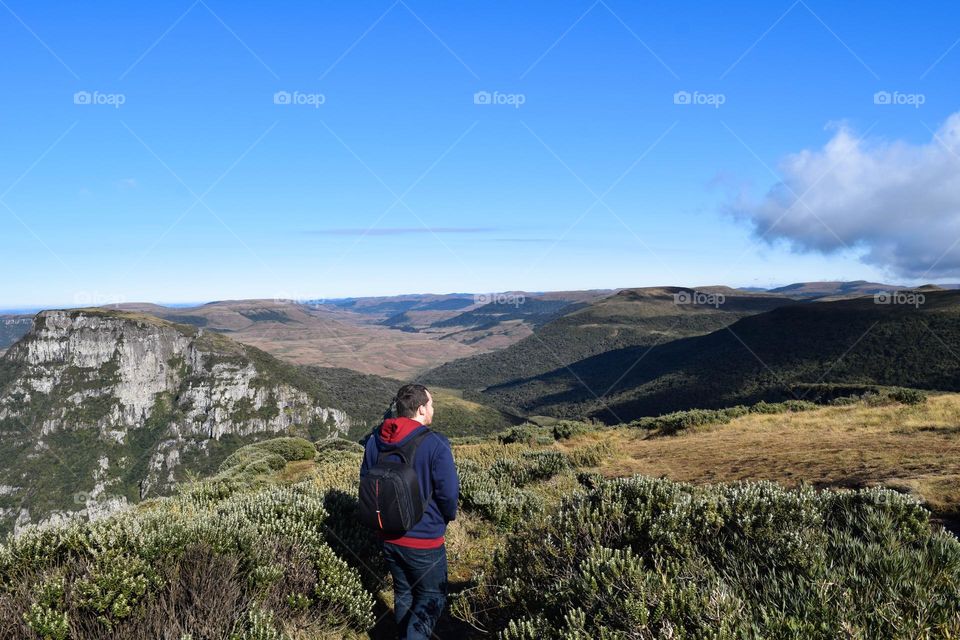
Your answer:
[0,309,358,534]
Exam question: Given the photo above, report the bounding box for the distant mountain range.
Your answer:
[4,281,960,533]
[6,282,956,359]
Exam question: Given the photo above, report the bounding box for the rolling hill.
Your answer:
[421,286,797,392]
[478,288,960,422]
[766,279,905,298]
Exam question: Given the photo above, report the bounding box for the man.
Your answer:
[360,384,459,639]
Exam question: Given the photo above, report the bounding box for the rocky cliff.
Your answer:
[0,309,367,535]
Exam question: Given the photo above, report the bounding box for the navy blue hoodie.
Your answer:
[359,417,459,547]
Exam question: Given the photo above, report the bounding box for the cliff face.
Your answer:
[0,309,355,534]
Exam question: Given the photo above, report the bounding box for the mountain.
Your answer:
[421,286,797,391]
[0,308,519,535]
[0,308,397,534]
[479,288,960,422]
[767,280,904,298]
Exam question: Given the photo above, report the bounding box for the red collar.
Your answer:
[379,416,423,443]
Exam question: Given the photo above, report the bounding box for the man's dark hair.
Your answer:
[394,384,430,418]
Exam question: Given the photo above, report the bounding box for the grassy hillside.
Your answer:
[308,371,520,441]
[422,286,796,392]
[2,393,958,638]
[476,289,960,422]
[768,279,905,298]
[430,297,586,330]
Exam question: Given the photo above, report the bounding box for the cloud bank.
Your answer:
[732,112,960,279]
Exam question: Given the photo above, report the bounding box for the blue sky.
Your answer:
[2,1,960,308]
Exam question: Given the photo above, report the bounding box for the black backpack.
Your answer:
[358,428,432,533]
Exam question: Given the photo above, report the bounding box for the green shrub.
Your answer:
[217,437,316,479]
[0,481,376,638]
[457,459,548,530]
[248,437,316,462]
[551,420,596,440]
[887,387,927,405]
[460,475,960,639]
[313,438,364,455]
[627,400,820,436]
[313,438,365,465]
[497,424,553,446]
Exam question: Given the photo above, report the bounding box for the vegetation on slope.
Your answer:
[476,290,960,422]
[3,393,959,638]
[421,287,795,392]
[462,476,960,639]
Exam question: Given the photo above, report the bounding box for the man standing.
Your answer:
[360,384,459,639]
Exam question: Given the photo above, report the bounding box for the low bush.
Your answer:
[313,438,365,455]
[0,481,376,639]
[497,424,554,446]
[550,420,596,440]
[888,386,927,405]
[628,399,820,436]
[460,475,960,639]
[218,437,316,478]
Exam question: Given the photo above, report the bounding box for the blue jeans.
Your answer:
[382,542,448,639]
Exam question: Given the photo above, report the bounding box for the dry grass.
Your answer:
[562,393,960,519]
[112,299,536,379]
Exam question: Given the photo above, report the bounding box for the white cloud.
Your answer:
[732,113,960,279]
